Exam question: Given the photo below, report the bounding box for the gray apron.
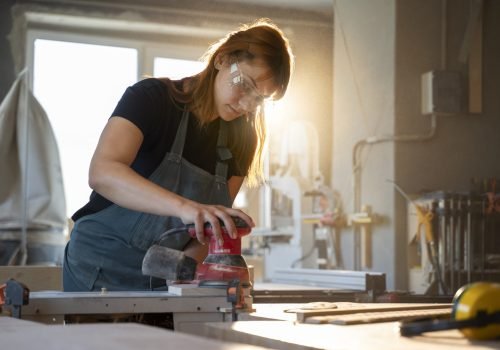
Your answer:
[63,109,232,291]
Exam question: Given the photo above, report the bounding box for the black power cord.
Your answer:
[400,310,500,337]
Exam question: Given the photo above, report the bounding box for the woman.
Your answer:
[63,18,294,291]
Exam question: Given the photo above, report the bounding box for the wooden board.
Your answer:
[0,266,62,291]
[168,284,227,296]
[202,320,500,350]
[287,302,452,323]
[0,317,266,350]
[305,307,451,325]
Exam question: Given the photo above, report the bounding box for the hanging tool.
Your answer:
[389,181,434,245]
[388,180,448,294]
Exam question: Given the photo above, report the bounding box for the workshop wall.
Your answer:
[332,0,397,286]
[0,0,16,101]
[332,0,500,290]
[394,0,500,291]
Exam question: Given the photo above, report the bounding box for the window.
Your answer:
[29,29,205,218]
[154,57,204,79]
[33,39,137,217]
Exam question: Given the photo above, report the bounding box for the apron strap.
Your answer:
[170,108,190,157]
[215,120,232,182]
[170,107,231,181]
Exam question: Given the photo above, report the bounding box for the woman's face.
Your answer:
[213,57,278,122]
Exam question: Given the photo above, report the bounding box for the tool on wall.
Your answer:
[400,282,500,340]
[388,180,449,295]
[142,217,252,313]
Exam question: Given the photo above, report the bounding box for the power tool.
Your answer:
[142,216,252,308]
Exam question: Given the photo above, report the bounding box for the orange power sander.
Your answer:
[142,217,252,306]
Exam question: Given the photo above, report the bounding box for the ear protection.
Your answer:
[400,282,500,340]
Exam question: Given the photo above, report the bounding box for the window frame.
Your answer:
[26,29,208,88]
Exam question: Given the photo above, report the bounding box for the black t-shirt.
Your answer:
[72,78,243,221]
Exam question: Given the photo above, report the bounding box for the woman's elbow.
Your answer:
[88,162,107,191]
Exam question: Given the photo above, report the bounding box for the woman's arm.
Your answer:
[89,116,253,245]
[89,116,180,216]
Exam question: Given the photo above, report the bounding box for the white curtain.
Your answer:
[0,69,66,230]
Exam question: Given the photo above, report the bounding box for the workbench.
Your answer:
[0,316,266,350]
[1,270,498,349]
[199,303,500,350]
[2,304,498,350]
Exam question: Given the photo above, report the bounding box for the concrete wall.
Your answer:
[394,0,500,290]
[333,0,500,290]
[332,0,397,285]
[395,0,500,192]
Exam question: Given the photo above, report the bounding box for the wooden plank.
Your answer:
[0,266,62,291]
[287,302,452,323]
[305,307,451,325]
[243,303,304,322]
[168,284,227,296]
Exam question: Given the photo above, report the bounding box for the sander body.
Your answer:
[142,217,252,307]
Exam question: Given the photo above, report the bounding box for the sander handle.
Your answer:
[186,216,251,255]
[186,216,251,239]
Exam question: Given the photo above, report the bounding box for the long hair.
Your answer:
[162,18,294,186]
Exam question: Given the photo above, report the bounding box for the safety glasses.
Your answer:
[229,62,266,111]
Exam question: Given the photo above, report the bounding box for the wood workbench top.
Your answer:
[202,303,500,350]
[202,319,500,350]
[0,316,266,350]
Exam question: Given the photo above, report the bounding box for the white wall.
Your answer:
[332,0,397,287]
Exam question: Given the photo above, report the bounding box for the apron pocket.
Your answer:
[67,254,102,291]
[129,213,165,250]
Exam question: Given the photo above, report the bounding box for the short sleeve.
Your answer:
[110,78,168,138]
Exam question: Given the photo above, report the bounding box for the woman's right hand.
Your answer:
[178,200,254,246]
